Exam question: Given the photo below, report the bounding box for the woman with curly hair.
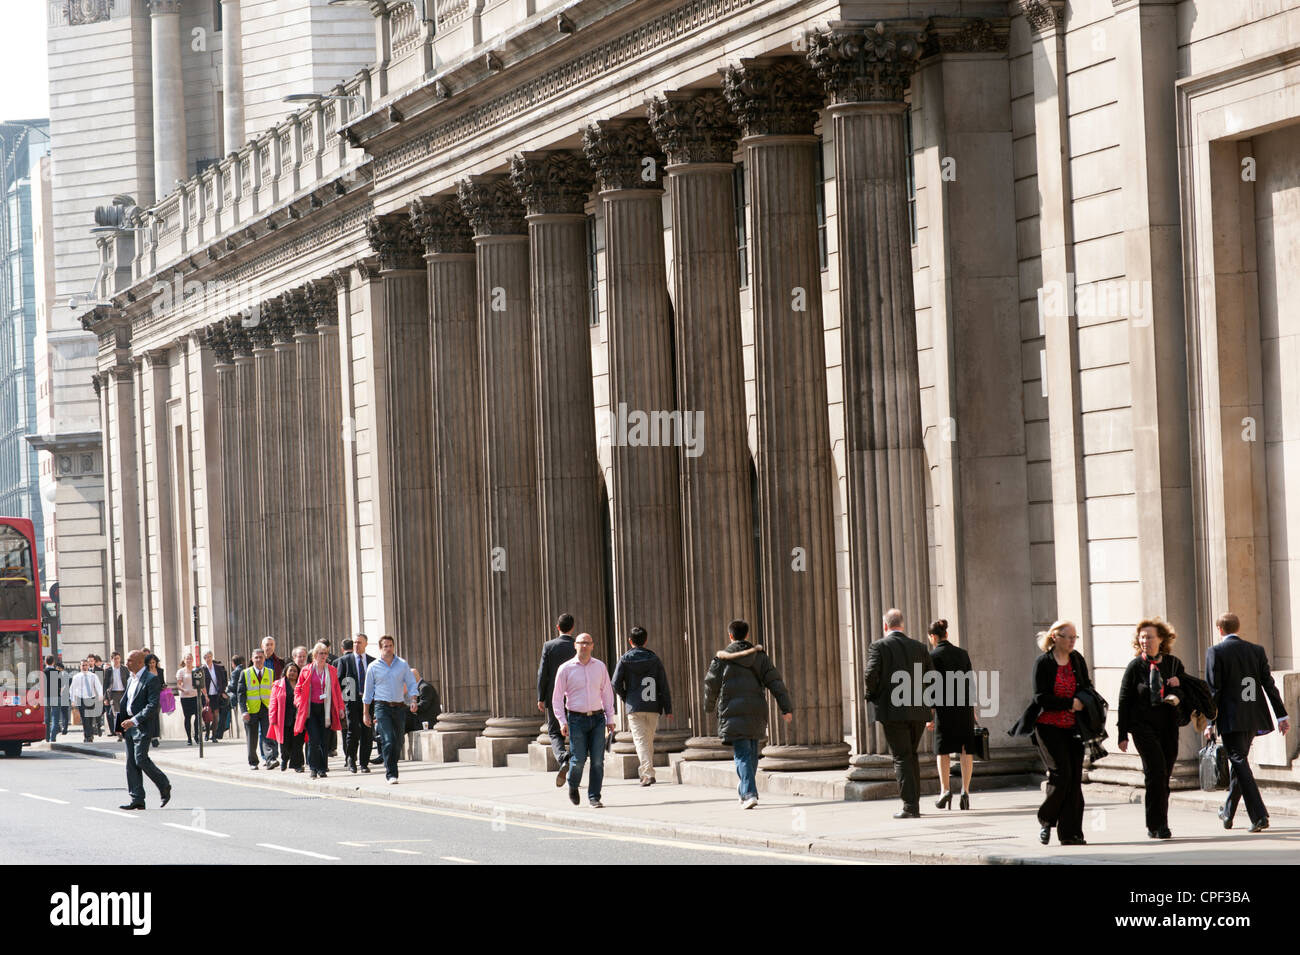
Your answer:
[1117,617,1185,840]
[1029,620,1091,846]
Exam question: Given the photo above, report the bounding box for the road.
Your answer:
[0,750,855,865]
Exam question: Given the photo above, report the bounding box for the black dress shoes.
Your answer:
[893,808,921,819]
[119,802,145,811]
[568,787,580,806]
[1039,826,1051,844]
[1060,835,1088,846]
[159,788,172,808]
[1248,818,1269,833]
[1218,806,1233,830]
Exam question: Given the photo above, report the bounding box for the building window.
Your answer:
[586,215,599,326]
[214,0,222,31]
[733,164,748,289]
[9,266,19,310]
[815,147,828,271]
[7,197,18,247]
[906,105,917,246]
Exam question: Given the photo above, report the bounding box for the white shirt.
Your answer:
[69,671,101,705]
[109,666,124,692]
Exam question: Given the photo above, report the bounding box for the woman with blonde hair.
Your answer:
[294,642,344,779]
[1028,620,1091,846]
[1117,617,1185,840]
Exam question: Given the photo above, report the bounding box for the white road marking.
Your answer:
[441,856,479,864]
[385,848,420,855]
[86,806,139,819]
[21,792,69,805]
[257,843,340,861]
[164,823,230,838]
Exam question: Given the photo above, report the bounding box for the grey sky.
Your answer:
[1,0,50,121]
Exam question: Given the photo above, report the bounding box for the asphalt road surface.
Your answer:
[0,750,854,865]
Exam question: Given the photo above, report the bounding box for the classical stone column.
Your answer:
[581,119,689,756]
[408,196,491,759]
[807,24,931,757]
[268,297,304,649]
[647,92,755,761]
[723,58,850,770]
[251,305,286,652]
[148,0,188,199]
[366,215,439,671]
[224,320,263,660]
[107,361,143,646]
[457,176,545,765]
[220,0,244,153]
[289,286,321,650]
[208,324,244,653]
[320,274,350,642]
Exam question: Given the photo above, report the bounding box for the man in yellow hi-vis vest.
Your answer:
[238,647,279,770]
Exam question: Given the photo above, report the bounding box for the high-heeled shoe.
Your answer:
[959,792,970,810]
[935,790,953,809]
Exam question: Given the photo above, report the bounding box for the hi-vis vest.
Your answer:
[243,666,273,713]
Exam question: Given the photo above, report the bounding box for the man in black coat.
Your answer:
[201,651,228,742]
[612,626,672,786]
[102,652,130,736]
[337,634,374,773]
[864,608,934,818]
[116,649,172,811]
[536,612,578,785]
[1205,612,1290,832]
[702,619,793,810]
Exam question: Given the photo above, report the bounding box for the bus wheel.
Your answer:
[1,742,21,758]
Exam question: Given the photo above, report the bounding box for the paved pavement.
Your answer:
[16,738,1300,864]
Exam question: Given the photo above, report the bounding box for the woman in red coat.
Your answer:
[295,643,345,779]
[268,662,304,773]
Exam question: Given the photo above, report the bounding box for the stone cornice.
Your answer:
[365,214,425,270]
[508,152,594,217]
[646,91,739,166]
[1019,0,1066,33]
[928,17,1010,54]
[722,57,824,138]
[581,119,665,192]
[456,176,528,237]
[409,195,475,253]
[806,21,928,106]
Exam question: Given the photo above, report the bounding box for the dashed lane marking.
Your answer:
[21,792,69,805]
[164,823,230,838]
[441,856,479,864]
[85,806,140,819]
[257,843,340,861]
[385,848,421,855]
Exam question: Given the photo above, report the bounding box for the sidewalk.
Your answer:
[43,738,1300,864]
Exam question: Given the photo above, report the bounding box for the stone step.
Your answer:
[505,752,531,770]
[456,747,478,765]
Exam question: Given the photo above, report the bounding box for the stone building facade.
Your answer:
[79,0,1300,784]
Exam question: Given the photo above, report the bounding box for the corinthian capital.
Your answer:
[646,91,739,165]
[365,214,425,270]
[721,57,824,138]
[1019,0,1065,33]
[205,323,233,365]
[148,0,183,14]
[456,176,527,236]
[285,286,316,336]
[580,119,665,192]
[805,21,927,106]
[223,318,253,357]
[306,281,338,328]
[409,196,474,252]
[508,152,594,216]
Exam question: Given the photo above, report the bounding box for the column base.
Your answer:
[682,735,733,761]
[481,715,538,739]
[474,734,531,767]
[435,711,489,735]
[528,741,559,772]
[759,741,851,772]
[408,729,479,762]
[535,720,549,746]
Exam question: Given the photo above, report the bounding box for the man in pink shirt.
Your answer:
[552,633,617,808]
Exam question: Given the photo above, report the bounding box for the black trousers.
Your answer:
[1034,723,1085,839]
[180,695,198,742]
[307,703,329,774]
[1130,716,1179,831]
[280,731,305,770]
[546,704,570,766]
[881,720,925,811]
[1221,731,1267,825]
[344,702,374,767]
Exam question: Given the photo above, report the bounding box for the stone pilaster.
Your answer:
[508,152,608,649]
[208,324,244,655]
[366,214,439,671]
[251,304,285,655]
[148,0,188,200]
[269,296,304,650]
[457,176,545,762]
[226,319,261,661]
[723,58,850,769]
[318,275,350,645]
[108,361,143,646]
[289,286,321,650]
[581,119,689,755]
[807,24,932,757]
[409,196,491,748]
[220,0,244,153]
[647,92,753,760]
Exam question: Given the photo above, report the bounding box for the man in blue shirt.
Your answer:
[362,635,419,784]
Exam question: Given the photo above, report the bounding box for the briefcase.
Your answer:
[968,726,990,761]
[1198,740,1229,791]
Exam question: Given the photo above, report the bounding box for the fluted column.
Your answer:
[366,215,439,670]
[581,119,689,754]
[320,275,350,644]
[457,176,544,760]
[269,298,304,649]
[409,197,491,745]
[809,25,932,758]
[723,58,850,769]
[108,361,143,646]
[148,0,188,200]
[251,305,285,654]
[291,286,322,650]
[220,0,245,153]
[645,92,756,760]
[209,325,244,653]
[508,152,607,648]
[227,320,264,659]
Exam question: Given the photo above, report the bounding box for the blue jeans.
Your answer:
[732,738,759,800]
[565,712,606,801]
[374,703,407,779]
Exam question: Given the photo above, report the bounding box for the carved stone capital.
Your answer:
[307,281,338,328]
[111,362,134,383]
[365,214,425,270]
[285,287,317,336]
[148,0,183,14]
[928,17,1010,54]
[647,91,739,165]
[722,57,824,138]
[223,318,253,358]
[581,119,665,192]
[329,267,351,293]
[206,323,234,365]
[409,196,474,253]
[248,300,278,350]
[805,21,928,106]
[508,152,594,216]
[91,372,104,397]
[67,0,112,26]
[1019,0,1066,33]
[456,176,527,236]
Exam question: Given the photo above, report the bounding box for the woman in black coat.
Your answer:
[1118,617,1185,840]
[1029,620,1091,846]
[926,619,977,809]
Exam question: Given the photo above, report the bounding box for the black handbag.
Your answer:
[1198,740,1229,791]
[968,726,990,761]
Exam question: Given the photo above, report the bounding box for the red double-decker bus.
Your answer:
[0,518,44,757]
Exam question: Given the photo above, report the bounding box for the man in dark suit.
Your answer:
[864,608,934,818]
[201,651,228,742]
[337,633,374,773]
[1205,612,1290,832]
[116,649,172,810]
[536,612,578,786]
[102,652,129,735]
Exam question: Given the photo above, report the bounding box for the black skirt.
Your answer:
[933,706,977,755]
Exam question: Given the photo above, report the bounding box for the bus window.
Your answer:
[0,631,40,705]
[0,525,36,621]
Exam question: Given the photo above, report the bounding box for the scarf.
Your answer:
[1143,654,1164,703]
[316,663,333,720]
